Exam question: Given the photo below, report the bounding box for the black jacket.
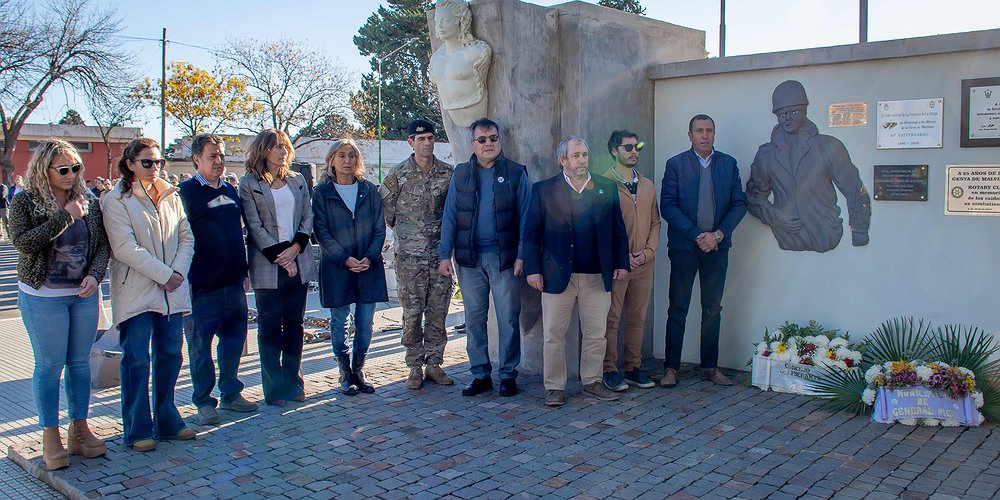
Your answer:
[312,179,388,308]
[451,153,525,271]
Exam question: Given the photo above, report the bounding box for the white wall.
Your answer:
[652,47,1000,370]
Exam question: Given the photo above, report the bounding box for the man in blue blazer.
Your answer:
[524,136,630,407]
[660,114,747,387]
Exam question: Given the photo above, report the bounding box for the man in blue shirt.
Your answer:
[178,134,257,425]
[439,118,530,398]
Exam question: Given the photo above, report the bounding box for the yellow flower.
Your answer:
[775,343,788,354]
[890,361,913,372]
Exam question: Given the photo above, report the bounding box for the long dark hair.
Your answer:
[116,137,161,198]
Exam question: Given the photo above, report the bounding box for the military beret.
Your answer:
[407,119,436,137]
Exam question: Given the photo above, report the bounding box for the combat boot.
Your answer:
[424,364,454,385]
[407,366,423,390]
[351,354,375,394]
[336,354,358,396]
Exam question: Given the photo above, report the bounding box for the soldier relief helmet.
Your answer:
[772,80,809,112]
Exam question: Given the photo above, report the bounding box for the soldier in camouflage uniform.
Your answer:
[380,120,456,390]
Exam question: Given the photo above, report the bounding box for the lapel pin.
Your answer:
[498,176,505,183]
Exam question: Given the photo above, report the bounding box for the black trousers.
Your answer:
[664,248,729,370]
[254,268,308,403]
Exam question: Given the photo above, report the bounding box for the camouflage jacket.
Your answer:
[379,155,454,259]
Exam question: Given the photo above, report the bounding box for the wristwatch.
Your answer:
[714,231,724,243]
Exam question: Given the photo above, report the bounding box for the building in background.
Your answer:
[6,124,142,181]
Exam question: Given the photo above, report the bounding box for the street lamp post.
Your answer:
[377,37,418,184]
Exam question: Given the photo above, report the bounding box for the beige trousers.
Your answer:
[604,260,655,372]
[542,273,612,390]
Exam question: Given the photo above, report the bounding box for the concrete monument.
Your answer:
[429,0,492,129]
[746,80,872,253]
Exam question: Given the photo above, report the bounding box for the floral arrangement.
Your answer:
[753,320,862,370]
[860,360,984,427]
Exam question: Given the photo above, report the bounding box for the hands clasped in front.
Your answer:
[345,256,370,273]
[275,243,300,277]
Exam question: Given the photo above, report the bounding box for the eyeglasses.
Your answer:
[474,134,500,144]
[138,159,167,169]
[49,163,82,176]
[619,142,645,153]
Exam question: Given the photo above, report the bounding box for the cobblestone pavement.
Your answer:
[1,241,999,499]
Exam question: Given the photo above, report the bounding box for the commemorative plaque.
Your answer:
[961,77,1000,147]
[874,165,928,201]
[945,165,1000,216]
[829,102,867,128]
[876,98,944,149]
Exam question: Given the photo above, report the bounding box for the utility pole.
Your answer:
[161,28,167,150]
[719,0,726,57]
[859,0,869,43]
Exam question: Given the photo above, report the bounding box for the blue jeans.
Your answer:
[456,251,521,380]
[119,311,186,445]
[19,291,98,428]
[330,302,375,365]
[664,248,730,370]
[183,284,249,409]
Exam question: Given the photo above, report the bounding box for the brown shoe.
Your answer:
[171,428,197,440]
[582,382,620,401]
[660,368,678,387]
[545,390,565,407]
[131,439,156,452]
[67,420,107,458]
[702,368,735,386]
[424,364,454,385]
[42,427,68,470]
[406,366,423,390]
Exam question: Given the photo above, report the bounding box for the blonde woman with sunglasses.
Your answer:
[101,138,195,452]
[9,139,111,469]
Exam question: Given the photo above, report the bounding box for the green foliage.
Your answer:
[352,0,441,140]
[763,320,840,344]
[298,113,358,140]
[598,0,646,15]
[929,324,1000,376]
[979,378,1000,423]
[863,317,934,365]
[58,109,86,125]
[811,365,871,415]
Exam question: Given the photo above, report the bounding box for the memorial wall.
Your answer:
[650,30,1000,370]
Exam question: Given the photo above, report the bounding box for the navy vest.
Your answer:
[452,153,524,271]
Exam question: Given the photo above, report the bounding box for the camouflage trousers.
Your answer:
[396,255,454,367]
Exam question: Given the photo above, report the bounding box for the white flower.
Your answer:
[834,347,856,362]
[862,388,877,405]
[915,365,933,382]
[936,362,950,368]
[958,367,974,379]
[974,391,984,409]
[756,342,769,356]
[813,336,830,348]
[770,341,792,361]
[883,361,895,370]
[899,418,918,426]
[829,337,849,349]
[865,365,883,384]
[922,418,940,427]
[942,420,960,427]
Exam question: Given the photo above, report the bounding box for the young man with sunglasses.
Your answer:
[601,130,660,392]
[439,118,530,398]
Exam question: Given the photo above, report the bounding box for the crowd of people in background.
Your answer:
[9,110,749,470]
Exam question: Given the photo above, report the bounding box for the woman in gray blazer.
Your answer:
[239,129,317,406]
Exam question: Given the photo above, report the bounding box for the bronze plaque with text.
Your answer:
[874,165,928,201]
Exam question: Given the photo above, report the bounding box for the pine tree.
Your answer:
[351,0,441,140]
[598,0,646,15]
[58,109,86,125]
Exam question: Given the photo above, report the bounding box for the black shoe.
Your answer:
[462,377,493,397]
[498,378,518,397]
[454,323,467,332]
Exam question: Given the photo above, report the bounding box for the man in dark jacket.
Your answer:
[178,134,257,425]
[438,118,530,398]
[660,115,747,388]
[523,136,630,407]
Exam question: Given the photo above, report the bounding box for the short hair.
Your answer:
[688,114,715,133]
[469,117,499,137]
[556,136,588,159]
[191,134,225,167]
[607,129,638,156]
[323,138,366,183]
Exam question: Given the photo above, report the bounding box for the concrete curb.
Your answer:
[7,443,89,500]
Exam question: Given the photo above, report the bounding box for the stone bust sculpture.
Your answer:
[429,0,492,127]
[746,80,871,253]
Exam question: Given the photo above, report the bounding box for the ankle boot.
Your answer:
[336,354,358,396]
[351,354,375,394]
[68,420,107,458]
[42,427,69,470]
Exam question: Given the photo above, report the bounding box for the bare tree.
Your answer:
[219,38,354,147]
[0,0,132,183]
[86,83,143,178]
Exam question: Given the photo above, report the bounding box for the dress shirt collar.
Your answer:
[563,172,591,194]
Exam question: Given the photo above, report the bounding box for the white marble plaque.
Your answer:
[945,165,1000,216]
[968,85,1000,140]
[876,98,944,149]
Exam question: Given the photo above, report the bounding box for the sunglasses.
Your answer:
[619,142,645,153]
[49,163,82,176]
[138,159,167,169]
[474,134,500,144]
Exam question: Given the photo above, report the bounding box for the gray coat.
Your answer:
[239,171,318,289]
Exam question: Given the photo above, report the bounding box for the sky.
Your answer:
[28,0,1000,144]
